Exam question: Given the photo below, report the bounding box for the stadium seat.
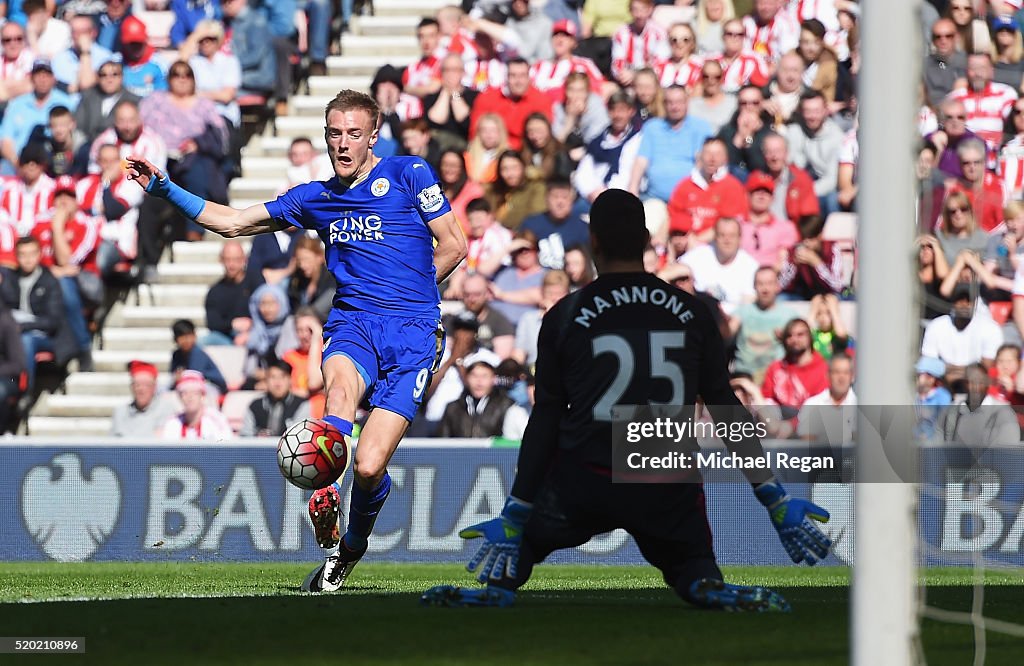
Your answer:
[239,94,275,145]
[221,390,261,433]
[205,345,248,391]
[990,301,1012,325]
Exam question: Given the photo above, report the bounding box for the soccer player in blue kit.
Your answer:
[126,89,467,593]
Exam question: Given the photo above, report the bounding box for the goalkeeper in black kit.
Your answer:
[421,190,831,611]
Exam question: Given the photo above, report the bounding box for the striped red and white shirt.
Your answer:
[30,210,102,274]
[655,56,705,89]
[403,55,440,92]
[78,173,143,259]
[999,136,1024,201]
[464,59,507,92]
[530,56,605,103]
[0,222,15,268]
[395,92,423,121]
[786,0,840,32]
[439,29,479,64]
[611,22,670,80]
[0,174,55,236]
[0,48,33,84]
[948,84,1019,151]
[88,126,168,175]
[716,50,771,93]
[742,11,800,62]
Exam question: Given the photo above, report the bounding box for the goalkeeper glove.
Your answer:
[459,496,532,584]
[754,478,831,565]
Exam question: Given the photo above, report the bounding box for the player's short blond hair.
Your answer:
[324,89,380,130]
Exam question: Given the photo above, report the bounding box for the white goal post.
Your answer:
[853,1,921,664]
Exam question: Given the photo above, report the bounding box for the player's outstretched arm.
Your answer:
[428,211,468,285]
[126,156,283,238]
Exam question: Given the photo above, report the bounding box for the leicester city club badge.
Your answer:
[371,178,390,197]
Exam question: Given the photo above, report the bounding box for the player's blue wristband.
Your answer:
[501,496,533,528]
[145,173,206,220]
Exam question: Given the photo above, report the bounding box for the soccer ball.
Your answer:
[277,419,351,490]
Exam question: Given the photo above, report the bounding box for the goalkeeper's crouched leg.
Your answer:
[668,561,790,612]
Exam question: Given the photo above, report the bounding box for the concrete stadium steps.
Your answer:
[352,15,419,36]
[338,34,418,57]
[239,156,291,179]
[369,0,447,19]
[326,54,415,77]
[169,239,250,259]
[229,178,288,202]
[149,262,222,285]
[307,75,374,97]
[65,372,173,398]
[98,327,209,352]
[35,394,133,418]
[138,284,217,308]
[242,136,327,159]
[290,96,335,117]
[93,350,169,373]
[26,416,111,437]
[274,116,333,139]
[109,306,206,329]
[226,198,264,211]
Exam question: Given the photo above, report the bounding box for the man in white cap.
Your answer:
[160,369,232,441]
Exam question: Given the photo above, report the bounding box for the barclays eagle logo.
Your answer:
[21,453,121,562]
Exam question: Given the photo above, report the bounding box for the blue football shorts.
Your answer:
[322,309,445,422]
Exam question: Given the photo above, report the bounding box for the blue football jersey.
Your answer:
[264,155,453,318]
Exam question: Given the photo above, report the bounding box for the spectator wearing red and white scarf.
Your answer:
[743,0,801,63]
[717,19,771,93]
[611,0,670,87]
[529,20,605,104]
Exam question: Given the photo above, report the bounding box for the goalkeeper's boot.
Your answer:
[420,585,516,608]
[308,484,341,549]
[301,538,367,593]
[688,578,791,613]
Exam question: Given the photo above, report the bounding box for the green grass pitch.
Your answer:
[0,563,1022,665]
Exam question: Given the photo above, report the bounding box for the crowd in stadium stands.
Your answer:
[3,0,1024,440]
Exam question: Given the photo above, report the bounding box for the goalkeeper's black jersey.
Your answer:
[530,272,740,469]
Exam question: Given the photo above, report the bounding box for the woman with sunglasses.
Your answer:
[716,18,770,94]
[656,23,704,90]
[139,61,229,239]
[936,190,989,261]
[689,60,738,134]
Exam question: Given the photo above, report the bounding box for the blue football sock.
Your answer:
[323,415,354,437]
[344,472,391,552]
